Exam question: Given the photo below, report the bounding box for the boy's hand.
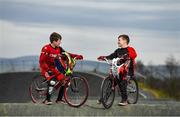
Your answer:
[44,70,54,81]
[44,71,50,80]
[76,55,83,60]
[97,56,106,61]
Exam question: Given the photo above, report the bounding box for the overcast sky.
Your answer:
[0,0,180,65]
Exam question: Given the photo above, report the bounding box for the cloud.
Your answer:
[1,0,180,11]
[0,0,180,31]
[0,0,180,65]
[0,20,179,65]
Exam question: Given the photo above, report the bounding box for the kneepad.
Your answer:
[50,80,56,86]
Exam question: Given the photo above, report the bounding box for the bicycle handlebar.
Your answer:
[98,54,130,68]
[46,55,82,81]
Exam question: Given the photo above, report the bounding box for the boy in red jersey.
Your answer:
[39,32,83,105]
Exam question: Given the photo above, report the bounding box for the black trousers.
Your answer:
[46,78,65,101]
[46,59,66,101]
[116,75,128,102]
[57,86,65,101]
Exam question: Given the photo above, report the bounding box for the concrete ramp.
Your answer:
[0,72,180,116]
[0,72,104,103]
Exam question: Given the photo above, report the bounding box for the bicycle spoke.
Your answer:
[127,79,138,104]
[30,75,48,103]
[101,77,115,109]
[64,75,89,107]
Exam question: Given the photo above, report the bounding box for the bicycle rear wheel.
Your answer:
[127,78,139,104]
[29,74,48,103]
[101,76,115,109]
[64,75,89,107]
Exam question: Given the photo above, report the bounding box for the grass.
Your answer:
[138,82,171,99]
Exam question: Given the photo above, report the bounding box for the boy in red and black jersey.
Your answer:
[98,34,137,106]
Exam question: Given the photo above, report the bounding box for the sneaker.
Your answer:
[56,99,66,104]
[44,100,53,105]
[118,101,128,106]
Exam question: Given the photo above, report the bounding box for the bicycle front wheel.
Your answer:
[101,76,115,109]
[64,75,89,107]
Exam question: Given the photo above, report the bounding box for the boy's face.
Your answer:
[52,39,61,47]
[118,37,127,47]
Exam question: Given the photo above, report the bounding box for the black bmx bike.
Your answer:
[98,57,139,109]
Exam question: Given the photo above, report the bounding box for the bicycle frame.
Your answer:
[54,77,69,90]
[45,56,79,91]
[105,57,130,76]
[101,57,131,90]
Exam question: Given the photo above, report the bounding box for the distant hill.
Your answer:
[0,55,39,62]
[0,55,109,74]
[0,56,39,73]
[0,56,179,79]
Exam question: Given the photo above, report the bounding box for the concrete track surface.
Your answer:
[0,72,180,116]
